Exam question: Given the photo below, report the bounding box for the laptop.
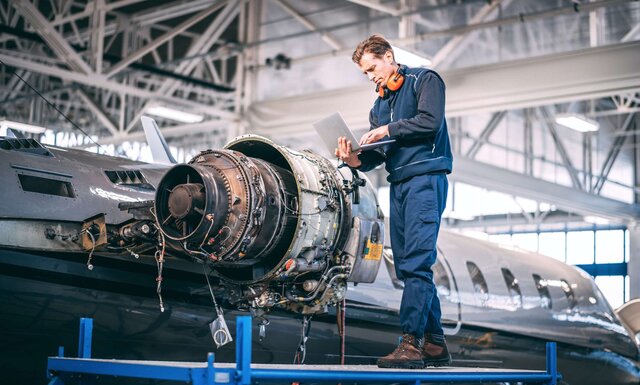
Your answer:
[313,112,395,153]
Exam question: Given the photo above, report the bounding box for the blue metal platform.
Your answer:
[47,317,561,384]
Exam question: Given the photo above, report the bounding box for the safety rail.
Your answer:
[47,316,561,384]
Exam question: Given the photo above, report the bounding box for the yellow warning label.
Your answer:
[364,240,383,261]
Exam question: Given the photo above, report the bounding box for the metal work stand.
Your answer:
[47,316,561,384]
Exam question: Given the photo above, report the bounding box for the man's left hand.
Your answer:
[360,125,389,145]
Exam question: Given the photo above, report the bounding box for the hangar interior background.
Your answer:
[0,0,638,309]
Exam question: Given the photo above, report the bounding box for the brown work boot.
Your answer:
[422,334,452,367]
[376,334,424,369]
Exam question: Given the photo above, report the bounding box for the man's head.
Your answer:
[352,34,398,88]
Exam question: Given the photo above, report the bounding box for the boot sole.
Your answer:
[377,359,424,369]
[423,357,452,368]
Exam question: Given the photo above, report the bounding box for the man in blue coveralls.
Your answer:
[336,35,453,369]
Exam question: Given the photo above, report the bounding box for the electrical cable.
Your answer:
[85,230,96,270]
[340,298,346,365]
[293,315,312,364]
[155,230,166,312]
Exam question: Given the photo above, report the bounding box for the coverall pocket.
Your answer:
[416,199,439,251]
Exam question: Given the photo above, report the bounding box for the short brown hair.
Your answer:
[352,34,394,64]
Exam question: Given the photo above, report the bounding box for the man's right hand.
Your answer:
[335,136,362,168]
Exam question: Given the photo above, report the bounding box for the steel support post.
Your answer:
[236,316,252,385]
[78,318,93,359]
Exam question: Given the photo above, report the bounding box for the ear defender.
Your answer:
[386,68,405,91]
[376,65,405,99]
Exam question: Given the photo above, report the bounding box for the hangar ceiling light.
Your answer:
[146,106,204,124]
[554,113,599,133]
[391,46,432,68]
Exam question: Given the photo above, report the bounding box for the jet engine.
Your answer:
[154,135,384,315]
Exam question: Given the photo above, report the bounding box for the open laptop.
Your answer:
[313,112,395,153]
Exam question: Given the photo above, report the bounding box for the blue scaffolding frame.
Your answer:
[47,316,561,384]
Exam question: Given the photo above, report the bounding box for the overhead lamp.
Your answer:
[391,45,432,67]
[0,120,47,135]
[555,113,599,133]
[146,106,204,124]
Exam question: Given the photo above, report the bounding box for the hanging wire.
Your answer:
[155,230,166,312]
[85,230,96,270]
[293,315,313,364]
[0,58,105,151]
[337,298,347,366]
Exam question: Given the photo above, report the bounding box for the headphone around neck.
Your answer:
[376,65,405,99]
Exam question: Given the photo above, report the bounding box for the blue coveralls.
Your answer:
[357,66,453,340]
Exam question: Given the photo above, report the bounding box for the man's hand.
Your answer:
[335,136,362,168]
[359,125,389,145]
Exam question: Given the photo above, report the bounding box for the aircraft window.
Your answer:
[433,260,450,297]
[532,274,552,309]
[18,174,75,198]
[501,268,522,308]
[466,261,489,305]
[560,279,577,308]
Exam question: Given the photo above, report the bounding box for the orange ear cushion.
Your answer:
[387,72,404,91]
[377,85,386,98]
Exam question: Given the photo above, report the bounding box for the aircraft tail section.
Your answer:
[141,116,177,165]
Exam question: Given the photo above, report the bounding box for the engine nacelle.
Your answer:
[154,135,384,314]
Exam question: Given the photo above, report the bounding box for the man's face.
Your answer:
[357,50,396,88]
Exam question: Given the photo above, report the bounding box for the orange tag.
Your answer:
[363,240,383,261]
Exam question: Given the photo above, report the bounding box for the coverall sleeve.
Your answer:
[387,72,445,140]
[355,106,386,172]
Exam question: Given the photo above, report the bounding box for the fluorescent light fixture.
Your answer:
[146,106,204,124]
[391,45,432,67]
[0,120,47,135]
[555,113,599,132]
[584,215,610,225]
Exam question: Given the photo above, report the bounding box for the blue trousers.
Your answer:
[390,173,448,338]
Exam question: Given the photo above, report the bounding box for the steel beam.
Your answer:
[466,111,507,159]
[621,22,640,42]
[444,210,580,229]
[90,0,106,74]
[593,113,636,194]
[431,0,507,68]
[272,0,342,50]
[391,0,631,47]
[50,0,147,27]
[118,1,241,132]
[12,0,93,75]
[76,89,119,136]
[1,69,31,102]
[248,42,640,135]
[538,107,584,191]
[0,54,236,120]
[105,3,224,78]
[450,156,640,222]
[346,0,402,16]
[161,0,243,96]
[78,119,229,146]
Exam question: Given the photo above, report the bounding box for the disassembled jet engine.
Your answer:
[153,135,385,315]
